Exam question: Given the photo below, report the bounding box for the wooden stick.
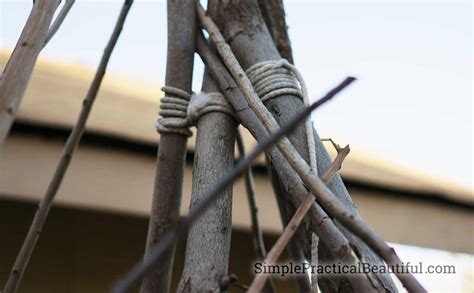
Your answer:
[139,1,196,292]
[248,145,350,292]
[197,4,425,292]
[2,2,133,292]
[176,74,236,292]
[0,0,60,144]
[112,76,354,293]
[196,33,375,292]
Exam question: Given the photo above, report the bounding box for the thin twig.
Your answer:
[236,129,267,260]
[197,4,425,292]
[112,77,354,293]
[44,0,75,45]
[0,0,60,144]
[2,2,133,292]
[248,145,350,292]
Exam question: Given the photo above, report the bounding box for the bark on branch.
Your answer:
[177,74,236,292]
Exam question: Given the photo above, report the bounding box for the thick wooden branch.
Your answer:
[44,0,75,45]
[2,1,133,292]
[177,74,236,292]
[248,145,350,292]
[198,3,423,292]
[0,0,60,144]
[140,1,196,292]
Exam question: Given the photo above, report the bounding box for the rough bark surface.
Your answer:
[140,1,196,292]
[177,74,236,292]
[207,1,396,291]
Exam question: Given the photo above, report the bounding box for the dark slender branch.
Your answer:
[112,77,355,293]
[236,129,267,260]
[0,0,60,144]
[2,1,133,292]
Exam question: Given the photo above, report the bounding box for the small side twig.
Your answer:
[2,1,133,292]
[44,0,75,45]
[0,0,60,144]
[248,144,350,292]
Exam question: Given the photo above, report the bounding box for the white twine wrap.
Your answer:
[156,86,193,137]
[245,59,317,173]
[156,87,236,136]
[187,92,236,125]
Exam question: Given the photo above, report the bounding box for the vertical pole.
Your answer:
[140,1,196,292]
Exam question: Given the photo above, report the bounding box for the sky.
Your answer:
[0,0,473,291]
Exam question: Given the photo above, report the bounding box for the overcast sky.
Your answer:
[1,0,472,189]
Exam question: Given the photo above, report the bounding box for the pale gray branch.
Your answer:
[2,1,133,292]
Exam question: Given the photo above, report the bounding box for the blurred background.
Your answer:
[0,0,472,292]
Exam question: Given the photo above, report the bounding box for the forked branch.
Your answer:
[2,1,133,292]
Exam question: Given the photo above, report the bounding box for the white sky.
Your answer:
[0,0,473,291]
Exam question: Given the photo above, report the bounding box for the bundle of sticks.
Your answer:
[1,1,425,292]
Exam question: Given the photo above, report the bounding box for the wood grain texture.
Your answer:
[177,74,236,292]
